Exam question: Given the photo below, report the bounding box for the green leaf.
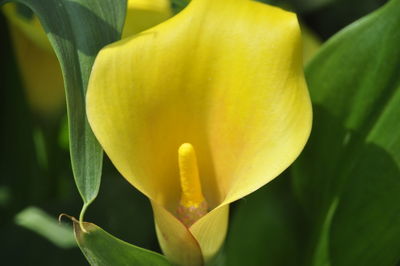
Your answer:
[74,221,171,266]
[292,0,400,265]
[225,176,305,266]
[15,207,76,249]
[0,0,127,217]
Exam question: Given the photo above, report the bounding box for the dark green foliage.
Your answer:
[293,0,400,264]
[0,0,127,216]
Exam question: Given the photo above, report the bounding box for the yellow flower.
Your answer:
[86,0,312,265]
[3,3,64,116]
[2,0,171,116]
[301,25,321,64]
[123,0,172,38]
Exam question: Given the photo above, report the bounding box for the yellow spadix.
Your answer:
[177,143,208,227]
[87,0,312,265]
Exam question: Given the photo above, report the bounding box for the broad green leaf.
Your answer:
[74,221,171,266]
[292,0,400,265]
[15,206,76,249]
[225,176,306,266]
[0,0,127,217]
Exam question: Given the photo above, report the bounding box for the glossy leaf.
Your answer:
[74,221,171,266]
[292,0,400,265]
[0,0,127,216]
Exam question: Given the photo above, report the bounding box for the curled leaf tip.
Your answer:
[58,213,79,224]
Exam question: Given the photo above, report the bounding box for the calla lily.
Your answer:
[301,25,321,64]
[3,3,64,116]
[86,0,312,265]
[2,0,171,115]
[123,0,172,38]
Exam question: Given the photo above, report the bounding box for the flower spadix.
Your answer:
[86,0,312,265]
[177,143,208,227]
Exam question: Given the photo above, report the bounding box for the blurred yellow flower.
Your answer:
[2,0,172,116]
[123,0,172,38]
[301,25,321,64]
[86,0,312,265]
[3,3,64,116]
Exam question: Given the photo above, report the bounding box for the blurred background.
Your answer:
[0,0,389,265]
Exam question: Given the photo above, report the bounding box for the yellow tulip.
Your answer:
[87,0,312,265]
[2,0,172,116]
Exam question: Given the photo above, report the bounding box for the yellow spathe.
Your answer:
[87,0,312,265]
[2,0,171,116]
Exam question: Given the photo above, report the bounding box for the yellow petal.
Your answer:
[151,201,203,266]
[152,201,228,265]
[189,205,229,262]
[123,0,172,38]
[87,0,312,263]
[87,0,311,207]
